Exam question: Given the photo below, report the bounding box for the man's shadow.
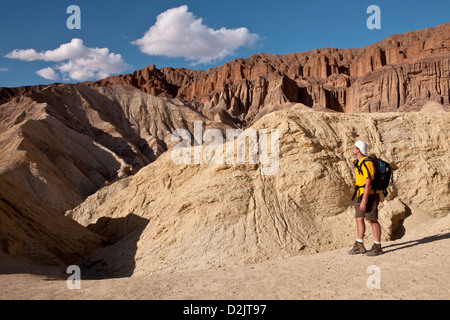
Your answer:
[382,232,450,254]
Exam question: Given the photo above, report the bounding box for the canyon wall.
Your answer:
[83,22,450,125]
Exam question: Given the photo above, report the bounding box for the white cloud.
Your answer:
[0,67,8,72]
[36,67,59,80]
[6,39,87,62]
[132,5,259,65]
[6,39,129,81]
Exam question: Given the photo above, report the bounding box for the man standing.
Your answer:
[348,140,383,256]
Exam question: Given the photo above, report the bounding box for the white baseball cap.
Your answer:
[355,140,368,156]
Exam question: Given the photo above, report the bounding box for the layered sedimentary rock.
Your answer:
[347,57,450,112]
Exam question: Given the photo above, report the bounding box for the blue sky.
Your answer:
[0,0,449,87]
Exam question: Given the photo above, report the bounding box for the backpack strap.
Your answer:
[356,158,374,181]
[361,160,373,182]
[353,158,375,200]
[352,185,366,201]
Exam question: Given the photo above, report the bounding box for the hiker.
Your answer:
[348,140,383,256]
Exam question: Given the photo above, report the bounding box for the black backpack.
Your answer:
[352,157,394,200]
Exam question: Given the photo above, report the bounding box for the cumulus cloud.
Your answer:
[36,67,59,80]
[132,5,259,65]
[6,38,129,81]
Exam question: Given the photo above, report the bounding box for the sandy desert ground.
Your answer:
[1,212,448,300]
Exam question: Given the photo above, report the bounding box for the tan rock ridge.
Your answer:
[67,109,450,277]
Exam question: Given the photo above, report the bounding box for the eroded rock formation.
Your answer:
[83,22,450,124]
[0,84,231,264]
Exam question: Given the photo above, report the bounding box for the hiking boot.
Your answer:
[347,241,366,255]
[365,243,383,256]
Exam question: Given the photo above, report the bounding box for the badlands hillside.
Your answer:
[65,107,450,278]
[0,23,449,299]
